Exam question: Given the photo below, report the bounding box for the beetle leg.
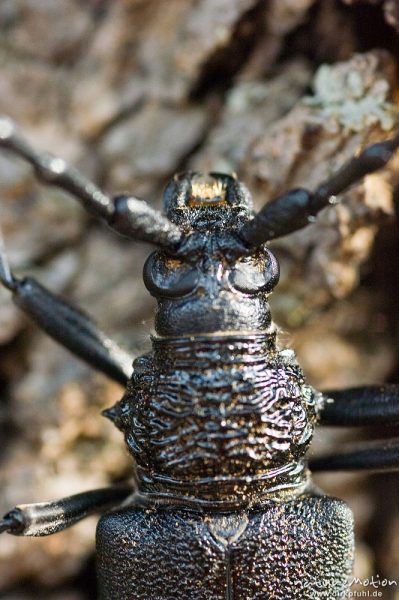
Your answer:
[0,484,133,537]
[318,385,399,426]
[310,439,399,473]
[0,117,183,250]
[0,229,132,384]
[313,386,399,472]
[238,131,399,246]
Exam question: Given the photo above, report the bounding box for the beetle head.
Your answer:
[163,172,252,232]
[144,245,279,336]
[142,172,280,337]
[146,194,278,337]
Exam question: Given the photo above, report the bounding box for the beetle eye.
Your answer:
[229,250,279,294]
[143,253,199,298]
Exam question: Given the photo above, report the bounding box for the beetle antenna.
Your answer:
[238,131,399,247]
[0,223,17,291]
[0,117,184,251]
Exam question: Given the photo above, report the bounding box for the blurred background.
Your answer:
[1,0,399,597]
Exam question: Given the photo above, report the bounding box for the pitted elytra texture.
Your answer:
[96,495,354,599]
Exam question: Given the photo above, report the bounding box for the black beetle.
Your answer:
[1,117,399,598]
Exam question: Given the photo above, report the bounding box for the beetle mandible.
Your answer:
[0,116,399,599]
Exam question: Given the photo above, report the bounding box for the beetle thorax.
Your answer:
[109,335,317,508]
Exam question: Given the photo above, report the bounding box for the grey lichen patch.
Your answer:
[242,49,399,333]
[304,51,398,132]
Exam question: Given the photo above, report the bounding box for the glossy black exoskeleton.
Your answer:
[1,117,399,599]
